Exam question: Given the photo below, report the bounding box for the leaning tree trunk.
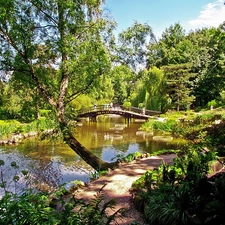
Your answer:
[59,121,119,171]
[55,78,118,170]
[54,2,119,172]
[66,129,118,171]
[56,91,118,171]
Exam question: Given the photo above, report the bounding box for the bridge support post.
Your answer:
[89,116,97,122]
[124,115,132,123]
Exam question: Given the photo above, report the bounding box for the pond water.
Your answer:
[0,116,183,196]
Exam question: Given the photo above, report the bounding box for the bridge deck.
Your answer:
[77,105,161,120]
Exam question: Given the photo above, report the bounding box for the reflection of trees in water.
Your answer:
[0,151,63,194]
[29,159,62,191]
[0,140,93,195]
[0,118,184,196]
[93,138,181,163]
[138,141,179,154]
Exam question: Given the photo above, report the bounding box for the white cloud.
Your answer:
[188,0,225,29]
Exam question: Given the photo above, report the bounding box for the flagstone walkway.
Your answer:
[75,154,176,225]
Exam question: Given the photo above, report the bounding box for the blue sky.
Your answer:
[104,0,225,38]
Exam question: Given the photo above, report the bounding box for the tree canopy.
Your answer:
[0,0,117,170]
[1,1,225,170]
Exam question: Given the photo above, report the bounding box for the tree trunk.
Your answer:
[61,124,119,171]
[0,0,120,173]
[35,88,40,120]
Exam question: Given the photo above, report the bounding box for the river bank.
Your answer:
[0,131,39,145]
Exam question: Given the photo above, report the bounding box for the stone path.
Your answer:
[74,154,176,225]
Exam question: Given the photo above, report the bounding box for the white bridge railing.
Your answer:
[77,104,161,117]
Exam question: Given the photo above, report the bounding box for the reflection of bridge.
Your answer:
[77,105,161,121]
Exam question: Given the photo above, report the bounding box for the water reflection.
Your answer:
[0,115,183,196]
[76,116,180,162]
[0,144,92,197]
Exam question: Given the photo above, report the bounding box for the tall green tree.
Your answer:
[147,23,189,68]
[130,67,169,111]
[88,74,114,102]
[1,83,22,118]
[110,65,134,104]
[0,80,5,106]
[0,0,118,170]
[115,21,157,71]
[162,63,195,111]
[144,67,168,111]
[147,23,197,110]
[108,22,157,105]
[186,26,225,107]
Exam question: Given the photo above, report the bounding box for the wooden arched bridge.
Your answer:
[77,104,161,121]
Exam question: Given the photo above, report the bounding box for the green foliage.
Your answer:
[130,81,146,108]
[77,193,126,225]
[147,23,225,109]
[141,118,178,134]
[0,120,21,138]
[0,159,124,225]
[162,63,196,111]
[110,65,134,104]
[203,119,225,156]
[149,149,178,156]
[0,191,56,225]
[219,90,225,106]
[207,99,217,108]
[121,152,142,162]
[90,75,114,101]
[153,120,177,133]
[131,147,223,225]
[13,125,25,134]
[141,109,225,141]
[88,168,108,180]
[70,94,93,111]
[0,0,116,171]
[0,108,15,120]
[112,152,148,164]
[116,21,157,70]
[0,118,55,139]
[0,189,124,225]
[39,109,52,118]
[1,85,22,119]
[141,119,154,132]
[19,101,36,122]
[130,67,169,111]
[123,101,131,109]
[175,110,224,142]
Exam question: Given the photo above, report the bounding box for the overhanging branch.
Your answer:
[66,78,95,104]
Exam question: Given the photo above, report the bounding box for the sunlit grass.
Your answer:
[141,108,225,138]
[0,118,55,139]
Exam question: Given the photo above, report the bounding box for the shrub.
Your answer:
[121,152,142,162]
[207,99,218,109]
[131,147,225,225]
[0,108,15,119]
[0,118,55,139]
[40,109,52,118]
[0,159,125,224]
[123,101,131,110]
[141,118,178,134]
